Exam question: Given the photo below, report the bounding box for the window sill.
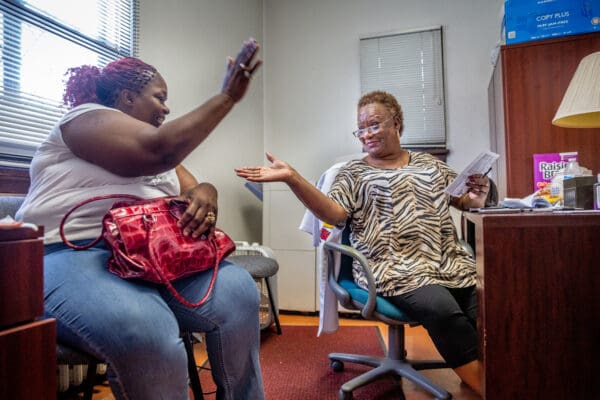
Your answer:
[0,167,30,195]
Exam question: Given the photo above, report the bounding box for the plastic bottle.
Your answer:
[550,171,564,205]
[550,158,579,206]
[563,158,581,179]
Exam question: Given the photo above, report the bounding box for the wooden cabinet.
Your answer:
[0,227,56,400]
[489,32,600,199]
[466,212,599,400]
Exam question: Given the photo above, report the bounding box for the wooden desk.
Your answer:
[0,227,56,400]
[466,212,598,400]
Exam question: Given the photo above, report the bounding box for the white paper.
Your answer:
[502,194,553,209]
[502,195,533,208]
[445,151,499,197]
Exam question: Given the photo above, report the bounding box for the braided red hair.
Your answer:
[63,58,157,108]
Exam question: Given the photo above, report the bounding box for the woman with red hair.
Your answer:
[17,39,264,399]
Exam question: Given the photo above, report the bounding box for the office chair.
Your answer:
[57,332,204,400]
[323,228,451,400]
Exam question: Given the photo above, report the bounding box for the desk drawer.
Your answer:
[0,318,56,400]
[0,238,44,326]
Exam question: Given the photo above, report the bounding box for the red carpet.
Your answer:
[198,325,405,399]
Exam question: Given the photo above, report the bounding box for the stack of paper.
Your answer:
[501,194,552,209]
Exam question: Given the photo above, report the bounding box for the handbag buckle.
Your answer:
[143,213,155,229]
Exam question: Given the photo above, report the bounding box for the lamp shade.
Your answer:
[552,51,600,128]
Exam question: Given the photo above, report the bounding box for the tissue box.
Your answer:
[505,0,600,45]
[563,176,596,209]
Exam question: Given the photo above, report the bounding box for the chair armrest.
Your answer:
[323,241,377,319]
[323,243,352,307]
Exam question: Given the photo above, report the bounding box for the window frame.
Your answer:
[359,26,447,150]
[0,0,139,182]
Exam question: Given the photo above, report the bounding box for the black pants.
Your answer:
[387,284,478,368]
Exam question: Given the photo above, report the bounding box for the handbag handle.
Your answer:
[145,227,221,308]
[107,225,221,308]
[60,194,144,250]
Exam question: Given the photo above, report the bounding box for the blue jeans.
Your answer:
[44,242,264,400]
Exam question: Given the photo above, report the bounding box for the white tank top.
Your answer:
[16,103,180,244]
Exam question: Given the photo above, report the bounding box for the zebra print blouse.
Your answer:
[328,151,476,297]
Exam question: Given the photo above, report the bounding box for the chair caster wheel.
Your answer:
[331,360,344,372]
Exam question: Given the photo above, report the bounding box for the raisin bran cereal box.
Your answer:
[533,151,578,192]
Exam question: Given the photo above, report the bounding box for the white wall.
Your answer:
[138,0,505,244]
[138,0,264,243]
[263,0,504,183]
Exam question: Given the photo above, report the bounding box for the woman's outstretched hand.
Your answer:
[235,152,294,183]
[221,38,262,103]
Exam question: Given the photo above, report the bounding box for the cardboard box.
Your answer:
[532,151,578,191]
[505,0,600,45]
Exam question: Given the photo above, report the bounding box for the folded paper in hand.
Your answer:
[445,151,499,197]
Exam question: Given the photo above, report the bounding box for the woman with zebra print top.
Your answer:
[236,90,491,396]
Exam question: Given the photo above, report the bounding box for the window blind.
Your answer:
[360,27,446,147]
[0,0,139,167]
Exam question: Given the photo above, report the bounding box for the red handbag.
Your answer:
[60,194,236,307]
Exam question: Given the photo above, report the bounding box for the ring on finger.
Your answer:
[205,211,216,224]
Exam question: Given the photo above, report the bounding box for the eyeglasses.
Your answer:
[351,115,396,139]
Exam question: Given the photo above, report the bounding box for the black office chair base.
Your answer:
[329,324,451,400]
[330,353,450,400]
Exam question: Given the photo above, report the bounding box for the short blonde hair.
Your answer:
[357,90,403,133]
